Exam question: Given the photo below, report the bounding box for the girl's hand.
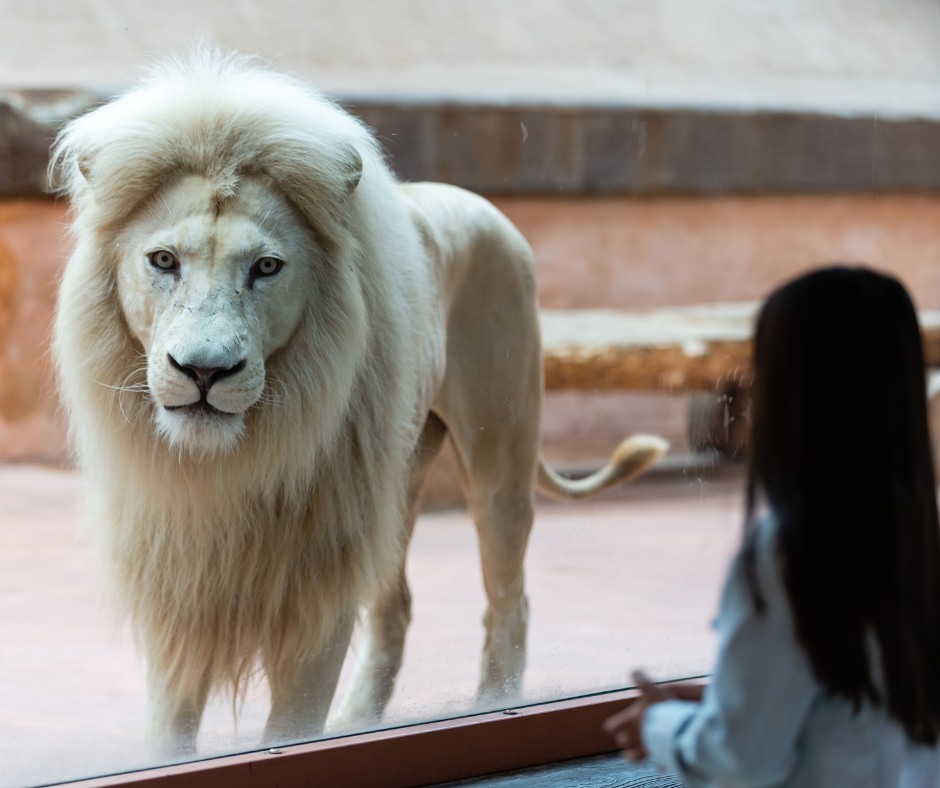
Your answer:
[602,671,703,761]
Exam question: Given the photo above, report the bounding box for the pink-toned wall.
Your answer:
[493,194,940,311]
[3,193,940,463]
[0,199,68,462]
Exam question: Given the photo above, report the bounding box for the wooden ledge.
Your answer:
[542,303,940,392]
[66,687,670,788]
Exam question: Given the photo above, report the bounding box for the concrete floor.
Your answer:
[0,464,744,788]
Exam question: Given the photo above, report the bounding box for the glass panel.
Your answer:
[2,3,938,786]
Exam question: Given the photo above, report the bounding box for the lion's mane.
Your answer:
[52,52,438,709]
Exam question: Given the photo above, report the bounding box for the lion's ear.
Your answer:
[77,154,94,186]
[340,146,362,198]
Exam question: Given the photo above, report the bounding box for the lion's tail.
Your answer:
[536,434,669,501]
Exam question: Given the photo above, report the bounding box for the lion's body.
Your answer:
[52,52,665,754]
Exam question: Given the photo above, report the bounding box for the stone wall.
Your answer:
[3,84,940,500]
[3,192,940,468]
[0,200,68,462]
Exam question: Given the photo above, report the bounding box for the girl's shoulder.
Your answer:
[750,509,781,553]
[719,511,788,624]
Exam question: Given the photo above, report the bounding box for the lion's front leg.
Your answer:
[145,665,211,759]
[263,610,357,747]
[333,412,447,728]
[333,572,412,728]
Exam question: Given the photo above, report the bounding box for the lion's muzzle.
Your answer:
[167,354,248,401]
[149,310,267,454]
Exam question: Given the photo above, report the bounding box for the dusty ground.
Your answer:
[0,463,744,788]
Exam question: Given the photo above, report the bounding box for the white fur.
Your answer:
[53,51,439,753]
[52,50,667,756]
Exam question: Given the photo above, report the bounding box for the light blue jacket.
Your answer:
[642,516,940,787]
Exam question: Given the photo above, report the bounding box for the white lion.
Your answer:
[52,52,667,756]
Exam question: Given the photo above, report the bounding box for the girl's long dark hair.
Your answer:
[745,266,940,744]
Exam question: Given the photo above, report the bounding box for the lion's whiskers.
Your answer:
[93,364,152,425]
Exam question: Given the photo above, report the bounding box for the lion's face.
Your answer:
[115,174,318,455]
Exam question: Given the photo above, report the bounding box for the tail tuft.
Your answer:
[536,434,669,501]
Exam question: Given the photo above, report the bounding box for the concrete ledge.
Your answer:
[0,89,104,197]
[3,90,940,197]
[351,102,940,195]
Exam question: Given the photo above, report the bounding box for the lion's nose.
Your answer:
[168,354,247,397]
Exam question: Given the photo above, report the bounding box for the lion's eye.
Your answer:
[148,250,179,271]
[251,257,284,279]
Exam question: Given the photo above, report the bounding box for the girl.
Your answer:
[605,267,940,787]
